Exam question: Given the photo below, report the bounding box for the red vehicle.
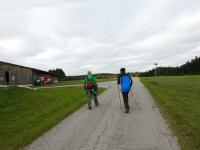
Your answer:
[43,75,52,85]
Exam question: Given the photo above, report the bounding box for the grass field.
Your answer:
[141,75,200,150]
[37,78,117,87]
[0,86,105,150]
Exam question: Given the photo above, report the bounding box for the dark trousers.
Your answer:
[122,92,129,110]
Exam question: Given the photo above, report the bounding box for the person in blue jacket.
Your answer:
[117,68,133,113]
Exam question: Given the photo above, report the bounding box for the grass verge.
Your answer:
[0,86,105,150]
[140,75,200,150]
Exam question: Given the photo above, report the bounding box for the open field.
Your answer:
[0,86,105,150]
[141,75,200,150]
[35,78,117,87]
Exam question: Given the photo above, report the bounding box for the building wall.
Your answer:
[32,72,40,83]
[0,63,33,85]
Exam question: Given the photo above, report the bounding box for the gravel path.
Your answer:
[23,78,180,150]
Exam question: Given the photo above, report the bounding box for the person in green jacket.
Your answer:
[84,70,99,110]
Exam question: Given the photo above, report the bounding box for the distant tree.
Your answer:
[49,69,66,81]
[140,56,200,77]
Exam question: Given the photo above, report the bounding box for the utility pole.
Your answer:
[154,63,158,77]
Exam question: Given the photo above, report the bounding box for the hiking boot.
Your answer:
[95,103,99,107]
[125,109,129,113]
[88,106,92,110]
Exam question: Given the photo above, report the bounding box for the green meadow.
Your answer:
[0,86,105,150]
[141,75,200,150]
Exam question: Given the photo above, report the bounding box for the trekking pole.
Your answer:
[129,89,135,108]
[118,85,122,110]
[130,89,134,97]
[130,89,136,103]
[130,89,140,110]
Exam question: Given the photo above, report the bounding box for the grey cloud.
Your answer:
[0,0,200,75]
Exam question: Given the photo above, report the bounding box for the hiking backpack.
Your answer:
[120,75,131,92]
[87,76,94,89]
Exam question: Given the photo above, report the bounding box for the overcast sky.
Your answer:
[0,0,200,75]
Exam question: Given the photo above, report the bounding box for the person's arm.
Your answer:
[92,76,98,91]
[92,76,96,84]
[84,77,88,89]
[129,75,133,87]
[117,75,121,85]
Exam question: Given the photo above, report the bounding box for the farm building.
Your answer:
[0,61,58,85]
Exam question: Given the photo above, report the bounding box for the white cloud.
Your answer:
[0,0,200,75]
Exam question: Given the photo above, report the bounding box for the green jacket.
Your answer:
[84,75,97,92]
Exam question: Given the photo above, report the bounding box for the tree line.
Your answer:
[48,69,66,81]
[67,73,117,80]
[140,56,200,77]
[48,69,117,81]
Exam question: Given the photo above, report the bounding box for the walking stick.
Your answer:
[118,85,122,110]
[129,88,134,108]
[130,89,140,110]
[130,89,134,97]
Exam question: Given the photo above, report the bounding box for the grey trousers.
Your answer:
[86,90,99,107]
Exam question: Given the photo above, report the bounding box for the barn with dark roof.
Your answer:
[0,61,58,85]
